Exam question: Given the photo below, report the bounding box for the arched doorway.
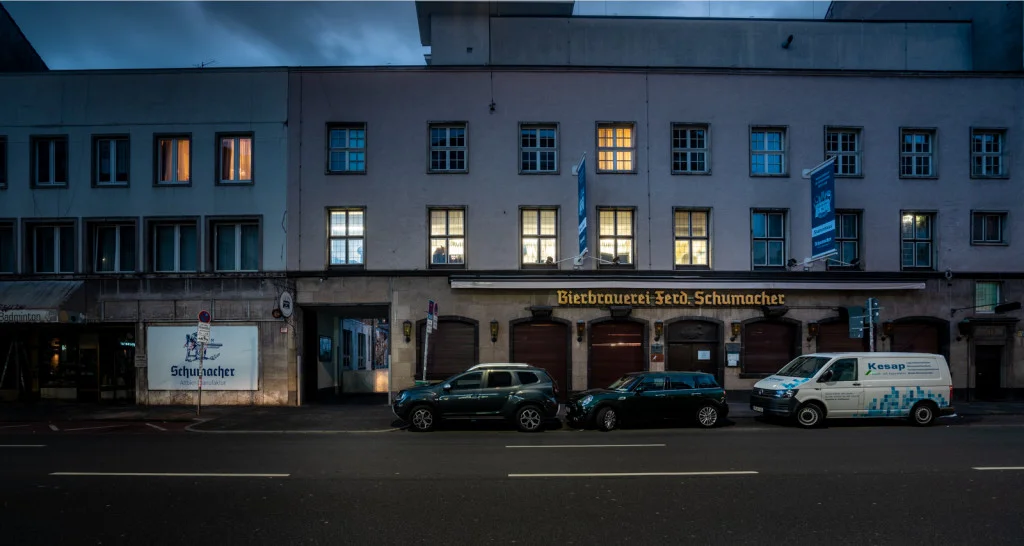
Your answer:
[416,317,479,382]
[665,318,722,378]
[815,317,870,352]
[510,319,571,401]
[889,317,949,358]
[588,319,646,389]
[741,319,800,376]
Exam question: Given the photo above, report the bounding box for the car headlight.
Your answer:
[778,389,798,398]
[580,395,594,406]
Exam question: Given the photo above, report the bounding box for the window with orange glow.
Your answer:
[156,136,190,185]
[597,123,634,172]
[219,135,253,183]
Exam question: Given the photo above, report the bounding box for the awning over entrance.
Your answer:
[449,279,927,291]
[0,280,88,323]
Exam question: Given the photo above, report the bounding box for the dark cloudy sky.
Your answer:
[4,1,832,69]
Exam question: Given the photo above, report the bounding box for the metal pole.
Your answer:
[869,314,875,352]
[196,342,205,416]
[421,330,429,382]
[386,354,392,405]
[296,354,302,407]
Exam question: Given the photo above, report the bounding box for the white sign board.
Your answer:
[0,309,57,323]
[698,350,711,361]
[196,322,211,344]
[727,353,739,367]
[146,325,259,391]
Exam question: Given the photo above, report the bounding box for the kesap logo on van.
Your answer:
[864,360,939,377]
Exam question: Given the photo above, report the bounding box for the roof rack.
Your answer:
[467,363,532,370]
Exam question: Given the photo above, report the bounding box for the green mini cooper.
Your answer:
[564,371,729,431]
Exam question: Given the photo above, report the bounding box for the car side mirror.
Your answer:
[442,383,451,391]
[635,386,645,394]
[818,370,834,383]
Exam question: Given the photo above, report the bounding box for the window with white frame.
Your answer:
[151,222,197,272]
[92,223,136,273]
[156,136,191,185]
[0,136,7,189]
[519,125,557,173]
[671,124,709,174]
[825,127,861,176]
[971,129,1006,177]
[521,208,557,266]
[213,221,259,272]
[0,223,14,273]
[429,124,467,172]
[750,127,786,175]
[30,224,74,274]
[598,208,634,266]
[827,211,861,269]
[31,136,69,187]
[751,210,786,268]
[429,208,465,266]
[975,281,1001,313]
[218,134,253,183]
[673,209,709,267]
[971,211,1007,244]
[900,212,934,270]
[327,124,366,173]
[328,209,365,266]
[94,136,129,186]
[597,123,635,172]
[900,129,935,177]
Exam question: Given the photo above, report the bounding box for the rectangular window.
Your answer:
[213,221,259,272]
[519,124,558,173]
[328,209,365,266]
[0,136,7,189]
[971,211,1007,244]
[327,124,366,173]
[31,136,69,187]
[751,210,786,268]
[428,124,467,173]
[825,127,861,176]
[92,223,136,273]
[598,208,634,266]
[597,123,635,173]
[0,223,15,273]
[900,212,934,270]
[975,282,1001,313]
[827,211,861,269]
[900,129,936,177]
[217,134,253,184]
[151,221,197,273]
[671,124,709,174]
[971,129,1006,178]
[521,208,557,266]
[156,136,191,185]
[750,127,786,176]
[429,208,465,266]
[673,209,709,268]
[94,136,130,186]
[30,224,75,274]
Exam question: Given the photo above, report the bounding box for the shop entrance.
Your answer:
[510,319,570,401]
[588,320,645,390]
[665,319,721,378]
[974,345,1003,400]
[301,304,390,404]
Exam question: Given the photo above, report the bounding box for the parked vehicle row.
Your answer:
[391,352,955,432]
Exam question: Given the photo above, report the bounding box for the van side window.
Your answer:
[828,359,858,382]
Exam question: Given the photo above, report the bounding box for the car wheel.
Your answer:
[596,406,618,432]
[515,405,544,432]
[695,403,720,428]
[409,405,436,432]
[910,402,936,427]
[795,403,824,428]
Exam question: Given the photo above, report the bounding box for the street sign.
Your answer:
[196,322,211,344]
[198,310,212,323]
[846,306,865,339]
[279,291,294,318]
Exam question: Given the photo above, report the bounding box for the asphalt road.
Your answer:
[2,422,1023,545]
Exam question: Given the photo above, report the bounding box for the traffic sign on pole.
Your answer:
[198,310,212,323]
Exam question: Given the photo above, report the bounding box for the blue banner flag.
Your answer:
[810,157,837,261]
[576,155,588,257]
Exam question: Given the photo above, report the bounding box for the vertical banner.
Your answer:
[576,153,588,257]
[809,156,838,261]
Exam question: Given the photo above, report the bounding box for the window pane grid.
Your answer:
[94,224,136,273]
[975,282,1001,313]
[33,225,74,273]
[429,209,465,265]
[429,125,467,172]
[219,136,253,183]
[598,209,633,265]
[674,210,709,266]
[96,138,130,185]
[520,127,558,173]
[750,130,785,175]
[752,211,786,267]
[900,213,933,269]
[971,212,1005,244]
[900,131,935,176]
[328,127,367,173]
[597,124,635,172]
[34,138,69,186]
[328,210,365,266]
[521,209,557,265]
[157,137,190,184]
[827,213,860,268]
[971,131,1004,176]
[825,129,861,175]
[671,126,708,173]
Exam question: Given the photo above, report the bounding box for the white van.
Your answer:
[749,352,955,428]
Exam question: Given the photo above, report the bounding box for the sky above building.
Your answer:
[4,1,832,70]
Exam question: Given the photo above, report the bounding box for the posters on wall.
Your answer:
[146,325,259,391]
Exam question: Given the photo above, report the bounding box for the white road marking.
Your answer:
[508,471,759,478]
[48,424,59,431]
[50,472,290,478]
[0,424,30,429]
[506,444,666,449]
[972,467,1024,471]
[0,444,46,448]
[146,423,167,431]
[61,425,128,432]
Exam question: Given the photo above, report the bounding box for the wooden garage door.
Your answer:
[416,319,478,381]
[742,321,799,375]
[588,321,644,389]
[816,320,869,353]
[890,321,941,354]
[511,321,570,400]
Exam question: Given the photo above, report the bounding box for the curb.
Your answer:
[183,418,409,434]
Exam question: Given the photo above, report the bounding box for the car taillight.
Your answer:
[949,384,954,402]
[553,381,560,396]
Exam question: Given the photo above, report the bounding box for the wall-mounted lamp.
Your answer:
[730,322,741,342]
[576,320,586,343]
[654,321,664,341]
[806,322,819,342]
[956,319,973,342]
[880,321,893,341]
[490,319,499,343]
[403,320,412,343]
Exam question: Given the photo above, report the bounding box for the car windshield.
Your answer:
[607,375,640,390]
[774,356,832,378]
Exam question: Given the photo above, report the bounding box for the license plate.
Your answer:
[753,406,764,413]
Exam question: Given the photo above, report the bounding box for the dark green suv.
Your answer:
[564,371,729,431]
[393,364,560,432]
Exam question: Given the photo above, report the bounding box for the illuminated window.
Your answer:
[31,136,69,187]
[521,208,557,266]
[598,208,633,266]
[327,124,366,173]
[750,127,786,176]
[520,124,558,173]
[429,124,467,173]
[328,209,365,266]
[825,127,861,176]
[975,282,1001,313]
[218,133,254,184]
[429,208,465,266]
[673,209,709,268]
[900,211,934,270]
[155,135,191,185]
[900,129,935,177]
[671,124,709,174]
[971,129,1006,178]
[751,210,786,268]
[597,123,634,173]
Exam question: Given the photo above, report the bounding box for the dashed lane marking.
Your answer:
[505,444,666,448]
[50,472,290,478]
[508,470,759,478]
